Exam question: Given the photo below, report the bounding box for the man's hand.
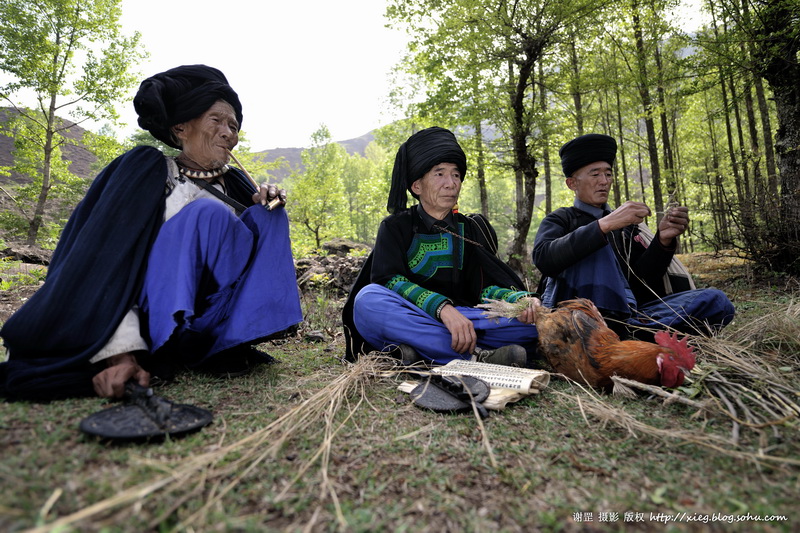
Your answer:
[92,352,150,399]
[516,297,542,324]
[439,304,477,355]
[252,182,287,208]
[657,205,690,246]
[598,201,652,234]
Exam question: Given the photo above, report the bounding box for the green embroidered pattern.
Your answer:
[481,285,533,303]
[406,223,465,279]
[386,275,450,318]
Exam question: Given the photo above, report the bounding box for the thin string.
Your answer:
[466,216,498,255]
[432,223,484,249]
[609,225,685,322]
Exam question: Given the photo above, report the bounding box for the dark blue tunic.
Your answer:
[0,146,302,400]
[532,200,735,339]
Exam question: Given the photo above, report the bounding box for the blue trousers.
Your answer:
[626,288,735,337]
[353,284,538,365]
[138,199,303,367]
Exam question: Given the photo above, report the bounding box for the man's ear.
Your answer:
[171,124,186,139]
[565,177,577,192]
[410,179,422,195]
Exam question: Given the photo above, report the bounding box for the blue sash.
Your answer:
[541,242,636,316]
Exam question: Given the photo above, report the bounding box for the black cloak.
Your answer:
[0,147,256,400]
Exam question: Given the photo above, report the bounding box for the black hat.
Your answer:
[387,127,467,214]
[559,133,617,177]
[133,64,243,149]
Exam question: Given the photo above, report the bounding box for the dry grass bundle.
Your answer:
[476,297,537,321]
[551,301,800,464]
[684,301,800,445]
[552,385,800,467]
[29,355,399,533]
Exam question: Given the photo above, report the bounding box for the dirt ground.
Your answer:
[0,283,39,324]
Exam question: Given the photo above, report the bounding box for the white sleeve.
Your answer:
[89,306,149,364]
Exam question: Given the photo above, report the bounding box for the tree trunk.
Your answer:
[538,61,552,215]
[704,89,729,244]
[719,67,747,230]
[475,119,489,219]
[741,63,765,216]
[506,49,538,275]
[601,85,622,207]
[754,75,778,200]
[614,86,630,202]
[654,44,677,198]
[742,0,778,200]
[568,39,584,136]
[728,74,752,201]
[636,140,647,204]
[772,86,800,239]
[26,96,59,245]
[750,0,800,272]
[632,5,664,221]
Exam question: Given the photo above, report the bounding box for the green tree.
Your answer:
[0,0,145,244]
[388,0,613,274]
[727,0,800,273]
[0,111,85,246]
[341,141,390,245]
[287,125,352,254]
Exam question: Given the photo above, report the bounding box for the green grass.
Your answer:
[1,259,799,532]
[0,258,47,291]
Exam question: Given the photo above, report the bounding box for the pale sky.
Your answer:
[118,0,409,150]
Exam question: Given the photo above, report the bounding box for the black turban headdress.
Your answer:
[387,126,467,214]
[133,64,243,149]
[559,133,617,177]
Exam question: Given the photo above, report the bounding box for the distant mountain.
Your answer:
[0,107,375,185]
[254,131,375,181]
[0,108,98,183]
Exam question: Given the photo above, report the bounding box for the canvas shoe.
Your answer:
[472,344,526,367]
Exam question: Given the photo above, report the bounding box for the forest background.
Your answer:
[1,0,799,281]
[2,2,800,531]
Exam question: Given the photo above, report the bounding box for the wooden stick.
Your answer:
[227,149,283,210]
[225,149,259,189]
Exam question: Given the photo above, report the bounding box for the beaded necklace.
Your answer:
[176,163,229,180]
[174,154,229,180]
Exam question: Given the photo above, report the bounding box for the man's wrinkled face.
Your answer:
[567,161,613,208]
[174,100,239,168]
[411,162,462,217]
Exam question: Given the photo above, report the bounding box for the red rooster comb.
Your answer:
[654,331,697,388]
[654,331,696,365]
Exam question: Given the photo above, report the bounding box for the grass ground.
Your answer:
[0,252,798,532]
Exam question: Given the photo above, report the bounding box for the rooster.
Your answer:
[534,298,696,391]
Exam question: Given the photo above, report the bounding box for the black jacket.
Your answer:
[342,206,527,361]
[532,206,679,305]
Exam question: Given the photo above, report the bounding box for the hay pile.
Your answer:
[29,356,398,532]
[554,300,800,466]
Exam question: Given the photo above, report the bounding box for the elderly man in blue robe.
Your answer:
[0,65,303,400]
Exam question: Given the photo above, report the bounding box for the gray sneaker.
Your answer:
[397,344,424,366]
[474,345,526,367]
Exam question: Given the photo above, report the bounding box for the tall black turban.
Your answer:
[559,133,617,177]
[387,126,467,214]
[133,64,243,149]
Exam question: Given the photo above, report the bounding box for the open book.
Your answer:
[431,359,550,394]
